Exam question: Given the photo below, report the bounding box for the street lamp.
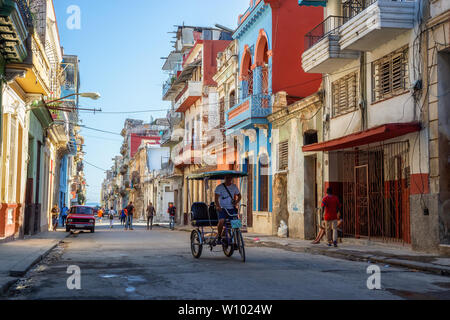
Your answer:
[26,92,102,113]
[46,92,101,104]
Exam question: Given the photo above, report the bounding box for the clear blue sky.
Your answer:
[53,0,249,204]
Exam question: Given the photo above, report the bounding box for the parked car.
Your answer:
[66,206,96,233]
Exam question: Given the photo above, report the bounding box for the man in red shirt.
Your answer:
[321,187,341,247]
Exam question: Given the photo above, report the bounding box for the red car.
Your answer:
[66,206,96,233]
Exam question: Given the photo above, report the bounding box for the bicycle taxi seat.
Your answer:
[190,202,218,227]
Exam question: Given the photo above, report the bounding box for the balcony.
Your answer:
[8,34,51,95]
[339,0,416,51]
[225,94,272,132]
[0,0,31,63]
[174,81,202,113]
[302,15,360,73]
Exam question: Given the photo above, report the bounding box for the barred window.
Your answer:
[332,72,358,117]
[277,140,289,171]
[372,46,409,103]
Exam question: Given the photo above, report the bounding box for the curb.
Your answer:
[245,237,450,277]
[0,233,70,296]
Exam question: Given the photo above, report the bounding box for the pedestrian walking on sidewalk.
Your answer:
[146,202,155,230]
[51,204,60,231]
[109,207,116,229]
[61,204,69,227]
[124,202,134,230]
[321,187,341,248]
[168,202,176,230]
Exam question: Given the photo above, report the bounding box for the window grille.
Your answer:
[372,46,409,103]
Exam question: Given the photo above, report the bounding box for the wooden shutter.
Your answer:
[332,72,358,117]
[277,141,289,171]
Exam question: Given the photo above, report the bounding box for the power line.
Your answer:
[84,160,108,172]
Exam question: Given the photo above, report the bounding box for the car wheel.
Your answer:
[66,226,70,232]
[90,228,95,233]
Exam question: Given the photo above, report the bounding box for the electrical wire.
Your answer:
[84,160,108,172]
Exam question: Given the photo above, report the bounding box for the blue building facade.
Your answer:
[226,1,274,226]
[59,55,80,212]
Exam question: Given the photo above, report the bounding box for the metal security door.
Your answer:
[354,165,369,238]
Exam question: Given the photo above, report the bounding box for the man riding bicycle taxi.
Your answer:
[214,175,242,244]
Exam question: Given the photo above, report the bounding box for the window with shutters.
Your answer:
[372,46,409,103]
[332,71,358,117]
[277,141,289,171]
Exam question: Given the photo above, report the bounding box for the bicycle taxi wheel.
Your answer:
[190,230,203,259]
[235,229,246,262]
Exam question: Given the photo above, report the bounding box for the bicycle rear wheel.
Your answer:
[235,229,246,262]
[190,230,203,259]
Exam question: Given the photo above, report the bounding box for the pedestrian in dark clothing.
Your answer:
[125,202,134,230]
[168,203,176,230]
[120,209,126,225]
[146,202,155,230]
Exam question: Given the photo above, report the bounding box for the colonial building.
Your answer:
[298,0,449,252]
[161,25,232,224]
[268,91,324,239]
[225,0,323,234]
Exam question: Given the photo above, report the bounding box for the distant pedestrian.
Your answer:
[125,202,134,230]
[321,187,341,248]
[51,204,60,231]
[120,209,126,225]
[98,207,103,223]
[109,207,116,229]
[168,202,176,230]
[146,202,155,230]
[61,204,69,227]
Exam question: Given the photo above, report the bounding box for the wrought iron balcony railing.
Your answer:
[342,0,378,23]
[304,15,344,50]
[15,0,33,28]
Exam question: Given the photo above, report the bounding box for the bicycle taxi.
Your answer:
[187,170,247,262]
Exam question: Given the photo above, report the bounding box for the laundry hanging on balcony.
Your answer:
[298,0,327,7]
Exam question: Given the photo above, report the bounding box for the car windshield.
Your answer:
[70,207,93,215]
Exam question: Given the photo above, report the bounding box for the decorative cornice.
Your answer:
[233,1,269,40]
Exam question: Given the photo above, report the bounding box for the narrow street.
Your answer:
[5,221,450,300]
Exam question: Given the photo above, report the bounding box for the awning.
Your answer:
[298,0,327,7]
[302,122,421,152]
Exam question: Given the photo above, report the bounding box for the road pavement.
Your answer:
[4,221,450,300]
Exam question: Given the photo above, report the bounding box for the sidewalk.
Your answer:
[0,230,68,295]
[169,224,450,276]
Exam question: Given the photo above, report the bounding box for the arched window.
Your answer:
[240,48,253,98]
[229,90,236,109]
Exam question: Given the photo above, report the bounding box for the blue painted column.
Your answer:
[241,80,249,100]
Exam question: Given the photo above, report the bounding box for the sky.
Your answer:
[53,0,249,204]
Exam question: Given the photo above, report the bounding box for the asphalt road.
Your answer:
[5,221,450,300]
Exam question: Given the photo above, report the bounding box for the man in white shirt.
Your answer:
[215,175,241,243]
[108,207,116,229]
